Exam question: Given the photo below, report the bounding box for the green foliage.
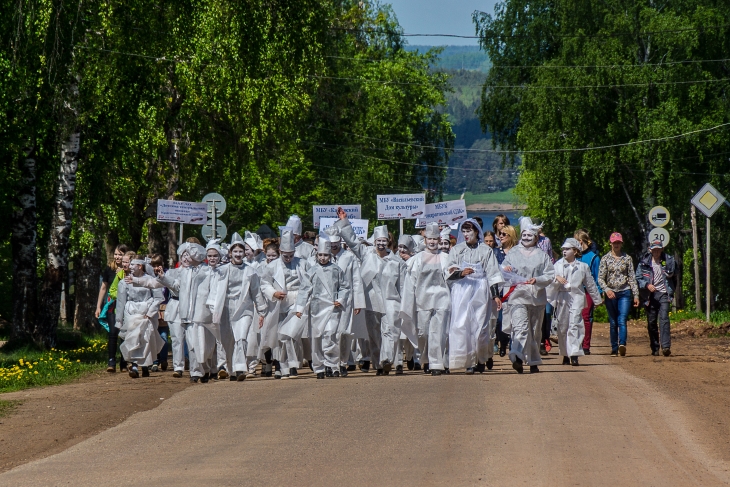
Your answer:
[0,400,20,418]
[475,0,730,308]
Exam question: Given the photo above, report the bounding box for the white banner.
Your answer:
[313,205,361,228]
[319,217,369,240]
[376,193,426,220]
[417,200,467,226]
[157,199,208,224]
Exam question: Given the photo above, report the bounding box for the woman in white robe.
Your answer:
[548,238,602,365]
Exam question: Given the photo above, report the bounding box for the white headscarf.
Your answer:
[177,242,206,264]
[398,234,415,253]
[456,218,484,245]
[206,238,223,256]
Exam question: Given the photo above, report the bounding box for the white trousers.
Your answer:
[185,323,216,378]
[364,311,383,368]
[339,334,354,367]
[509,304,545,366]
[555,303,586,357]
[278,337,301,370]
[311,334,340,373]
[417,309,448,370]
[168,320,186,372]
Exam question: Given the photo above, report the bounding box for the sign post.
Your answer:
[156,199,208,247]
[202,193,227,242]
[691,183,728,321]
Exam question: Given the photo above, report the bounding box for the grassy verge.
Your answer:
[0,332,107,394]
[442,190,517,206]
[668,309,730,324]
[0,399,21,417]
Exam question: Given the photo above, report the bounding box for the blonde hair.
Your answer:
[574,229,592,249]
[501,225,518,251]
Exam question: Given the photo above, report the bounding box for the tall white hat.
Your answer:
[372,225,389,240]
[398,234,415,253]
[519,216,543,236]
[244,231,260,251]
[229,232,245,249]
[285,215,303,235]
[206,238,223,255]
[279,226,295,252]
[424,222,440,239]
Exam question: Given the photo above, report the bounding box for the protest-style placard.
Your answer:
[376,193,426,220]
[157,199,208,224]
[319,217,369,239]
[313,205,361,228]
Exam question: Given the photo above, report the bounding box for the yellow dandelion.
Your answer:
[77,359,81,362]
[34,371,38,375]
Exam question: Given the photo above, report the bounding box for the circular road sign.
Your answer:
[648,206,670,228]
[201,220,227,242]
[648,227,670,248]
[202,192,226,218]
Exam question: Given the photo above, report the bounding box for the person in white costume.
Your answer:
[243,231,265,271]
[295,237,350,379]
[332,209,407,376]
[547,238,602,366]
[502,217,555,374]
[446,219,504,374]
[205,239,230,380]
[324,230,366,377]
[439,227,452,253]
[259,227,310,379]
[286,214,315,260]
[401,223,451,376]
[395,234,420,373]
[209,232,268,381]
[117,256,165,378]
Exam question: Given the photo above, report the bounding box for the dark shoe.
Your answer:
[290,368,298,377]
[141,366,150,377]
[662,348,671,357]
[308,361,313,371]
[444,368,450,375]
[486,359,494,371]
[218,367,229,380]
[499,347,507,357]
[530,365,540,373]
[347,364,356,372]
[512,358,524,374]
[652,350,660,356]
[128,366,139,379]
[582,348,591,356]
[236,372,246,382]
[570,356,579,366]
[263,363,273,377]
[382,360,392,375]
[465,367,475,375]
[395,365,404,375]
[562,356,570,365]
[190,377,200,383]
[229,376,237,381]
[475,363,485,373]
[274,370,282,379]
[431,370,442,376]
[414,362,422,371]
[340,366,349,378]
[333,370,340,378]
[172,370,183,378]
[610,350,619,357]
[618,344,626,356]
[423,363,430,374]
[406,357,414,370]
[375,369,384,376]
[106,359,116,373]
[160,361,168,371]
[184,358,189,371]
[325,367,334,378]
[360,361,370,373]
[201,373,210,383]
[119,360,128,372]
[151,362,159,372]
[316,372,325,379]
[539,343,548,356]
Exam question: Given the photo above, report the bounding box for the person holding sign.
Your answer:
[259,227,311,379]
[295,237,350,379]
[502,217,555,374]
[446,219,504,374]
[332,208,407,376]
[400,223,451,375]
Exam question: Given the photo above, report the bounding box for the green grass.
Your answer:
[0,330,108,393]
[0,399,21,417]
[668,309,730,324]
[442,190,518,206]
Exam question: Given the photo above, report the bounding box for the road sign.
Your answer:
[202,220,227,242]
[648,206,670,228]
[691,183,726,218]
[648,227,670,248]
[202,192,227,217]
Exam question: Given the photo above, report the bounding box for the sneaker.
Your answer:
[395,365,403,375]
[106,359,116,373]
[263,364,273,377]
[316,372,325,379]
[217,367,229,380]
[290,368,298,378]
[610,350,619,357]
[544,340,552,353]
[200,373,210,383]
[512,358,524,374]
[499,347,507,357]
[651,350,660,356]
[281,374,290,380]
[325,367,334,378]
[340,366,349,378]
[465,367,475,375]
[360,360,370,373]
[423,363,430,374]
[486,358,494,370]
[119,360,128,373]
[190,377,200,383]
[382,360,392,375]
[619,344,626,356]
[172,370,183,378]
[570,356,579,367]
[414,362,422,371]
[549,335,559,344]
[443,368,450,375]
[406,357,414,370]
[236,372,246,382]
[431,370,442,376]
[151,363,159,372]
[375,369,384,376]
[160,361,168,371]
[539,343,548,356]
[141,366,150,377]
[662,348,671,357]
[562,356,570,365]
[582,348,591,356]
[128,366,139,379]
[274,370,282,379]
[246,372,256,379]
[333,370,340,378]
[346,364,356,372]
[529,365,540,373]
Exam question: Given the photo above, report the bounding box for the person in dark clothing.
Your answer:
[635,240,676,356]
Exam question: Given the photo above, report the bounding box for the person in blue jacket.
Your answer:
[635,240,676,356]
[574,230,602,355]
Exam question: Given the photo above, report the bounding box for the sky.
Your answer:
[386,0,499,46]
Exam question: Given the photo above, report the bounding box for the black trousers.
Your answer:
[647,292,671,351]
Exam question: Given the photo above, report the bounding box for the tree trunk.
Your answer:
[73,220,102,333]
[167,221,178,267]
[147,218,165,256]
[36,132,80,347]
[105,230,119,267]
[10,146,38,343]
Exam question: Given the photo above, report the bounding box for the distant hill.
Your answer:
[405,45,491,73]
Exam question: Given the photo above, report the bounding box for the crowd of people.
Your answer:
[94,208,676,382]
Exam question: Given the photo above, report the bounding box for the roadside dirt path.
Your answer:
[1,322,729,485]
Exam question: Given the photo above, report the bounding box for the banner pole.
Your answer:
[399,218,404,237]
[178,223,183,245]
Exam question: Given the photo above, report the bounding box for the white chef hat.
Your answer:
[561,237,581,250]
[440,227,452,242]
[372,225,389,240]
[318,231,332,254]
[412,235,425,252]
[279,226,295,252]
[325,225,342,243]
[424,222,440,239]
[285,215,303,235]
[244,231,260,251]
[398,234,415,253]
[206,238,224,256]
[229,232,245,250]
[519,216,543,236]
[177,242,206,263]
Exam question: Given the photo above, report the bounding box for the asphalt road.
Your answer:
[2,352,729,486]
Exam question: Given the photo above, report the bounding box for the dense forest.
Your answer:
[0,0,454,345]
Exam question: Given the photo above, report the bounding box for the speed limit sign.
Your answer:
[648,227,670,247]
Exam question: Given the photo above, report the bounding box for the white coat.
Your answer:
[259,256,310,341]
[296,262,350,338]
[115,278,165,367]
